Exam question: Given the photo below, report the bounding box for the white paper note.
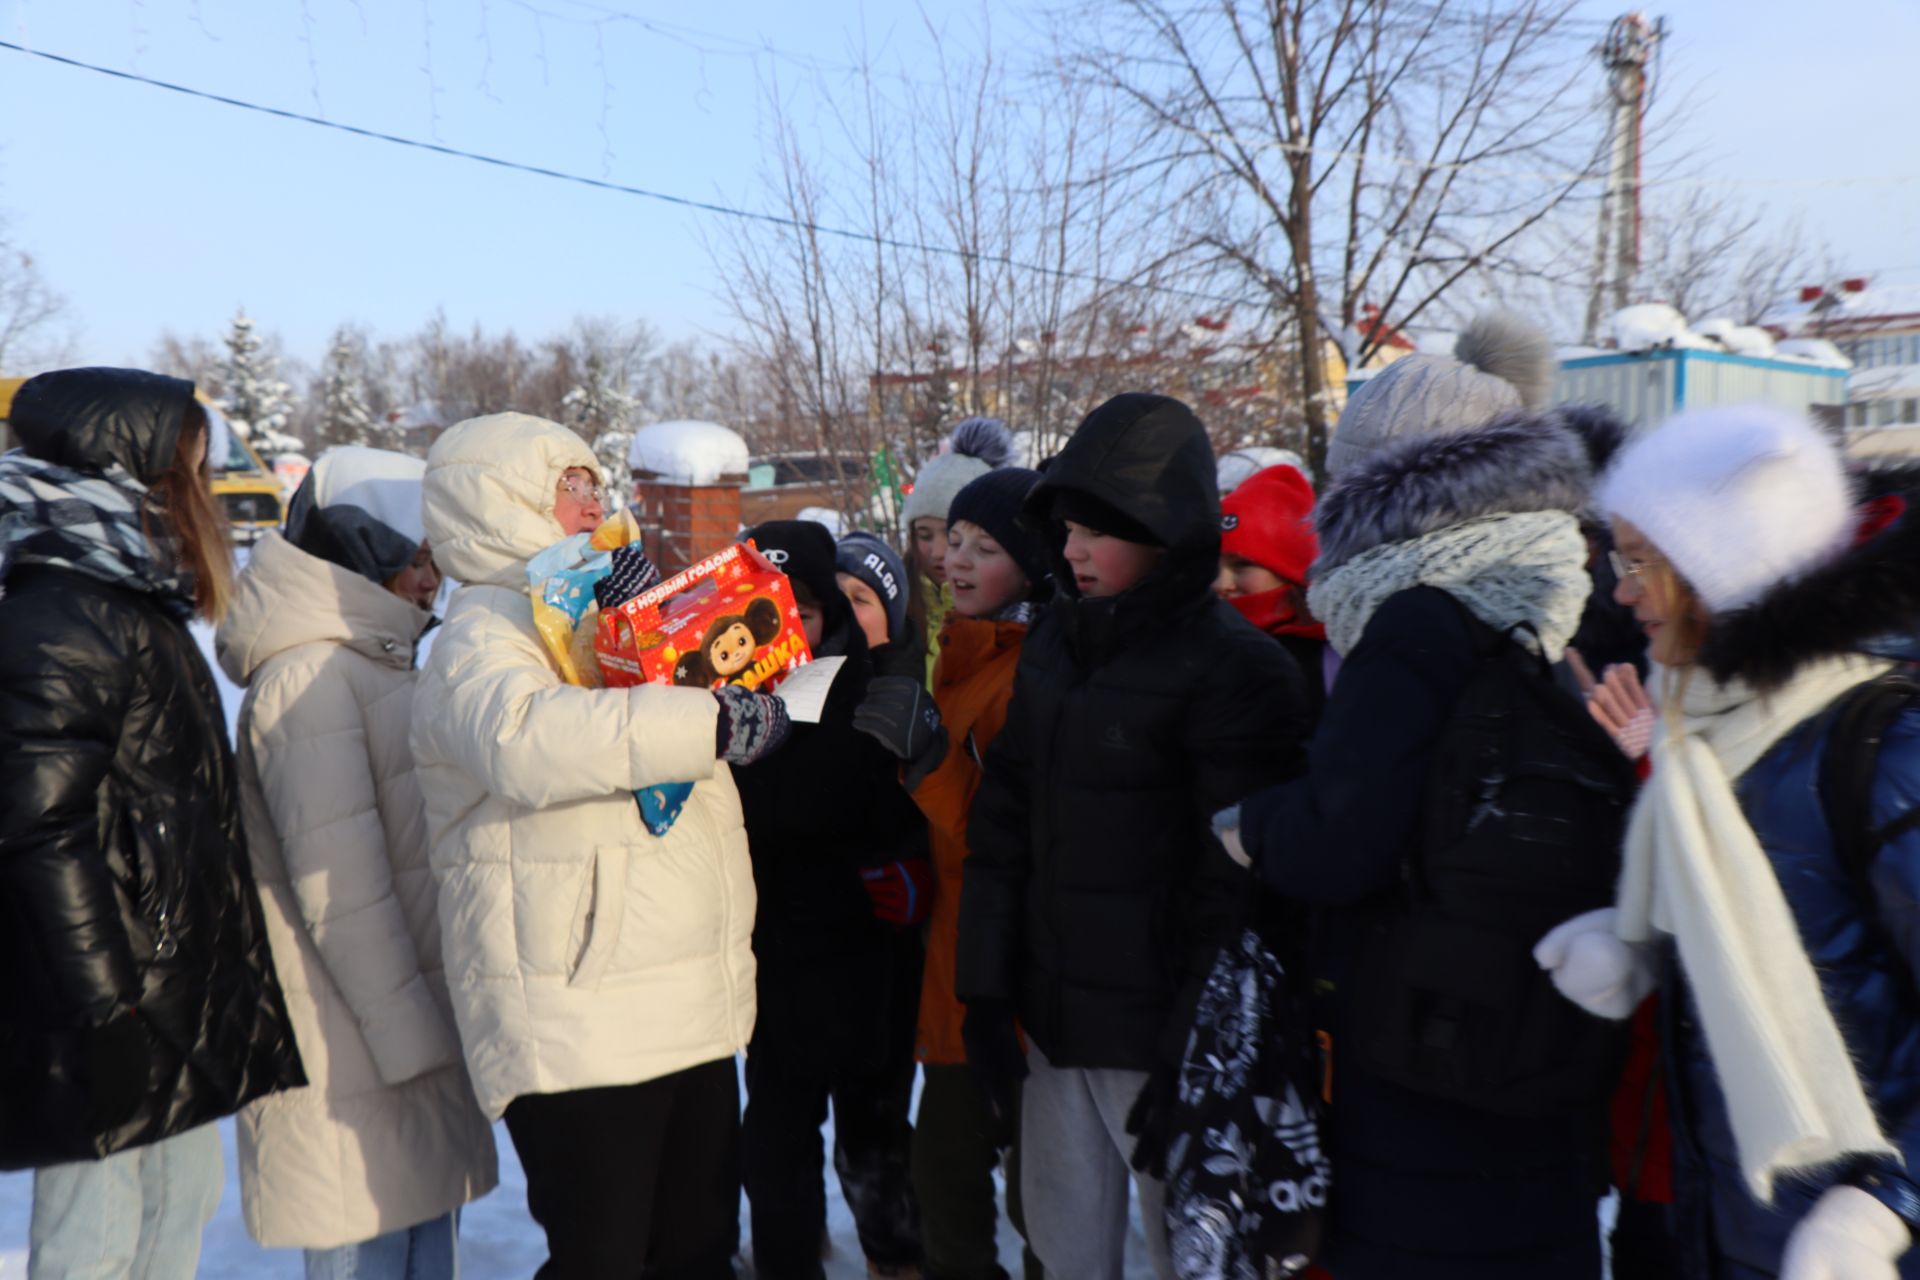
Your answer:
[771,655,847,724]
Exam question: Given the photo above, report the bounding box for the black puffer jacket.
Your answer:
[732,522,928,1069]
[956,394,1309,1071]
[0,368,303,1169]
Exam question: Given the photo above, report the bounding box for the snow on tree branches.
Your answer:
[220,307,304,459]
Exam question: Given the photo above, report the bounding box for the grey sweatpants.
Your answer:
[1019,1042,1173,1280]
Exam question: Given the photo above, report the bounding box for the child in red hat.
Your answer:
[1218,463,1328,719]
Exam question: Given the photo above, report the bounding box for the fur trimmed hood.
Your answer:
[1698,460,1920,691]
[1314,406,1625,576]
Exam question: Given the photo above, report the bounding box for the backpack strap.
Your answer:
[1815,667,1920,1018]
[1817,668,1920,890]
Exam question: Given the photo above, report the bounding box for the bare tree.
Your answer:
[709,21,1263,538]
[1636,188,1825,325]
[1070,0,1607,478]
[0,228,74,371]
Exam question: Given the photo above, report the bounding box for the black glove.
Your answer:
[852,675,948,789]
[85,1011,151,1134]
[714,685,793,765]
[961,999,1028,1147]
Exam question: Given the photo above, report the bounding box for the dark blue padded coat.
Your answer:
[1672,467,1920,1278]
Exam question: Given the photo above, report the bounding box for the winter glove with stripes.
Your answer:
[714,684,792,766]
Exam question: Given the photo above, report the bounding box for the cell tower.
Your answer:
[1583,13,1664,345]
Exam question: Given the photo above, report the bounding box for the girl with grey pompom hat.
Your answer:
[1326,311,1558,478]
[900,417,1015,686]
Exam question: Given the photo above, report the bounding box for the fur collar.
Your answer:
[1315,407,1623,576]
[1699,461,1920,691]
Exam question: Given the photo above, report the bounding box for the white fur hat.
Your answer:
[1597,405,1854,614]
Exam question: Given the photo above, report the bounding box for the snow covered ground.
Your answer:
[0,584,1153,1277]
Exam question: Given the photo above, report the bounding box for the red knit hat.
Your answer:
[1220,464,1318,586]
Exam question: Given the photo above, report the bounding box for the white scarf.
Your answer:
[1618,655,1899,1202]
[1307,510,1591,660]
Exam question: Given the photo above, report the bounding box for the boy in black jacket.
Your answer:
[955,395,1309,1280]
[735,520,928,1280]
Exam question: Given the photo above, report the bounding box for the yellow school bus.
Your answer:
[0,377,284,542]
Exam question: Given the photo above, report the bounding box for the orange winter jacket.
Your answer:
[911,613,1028,1064]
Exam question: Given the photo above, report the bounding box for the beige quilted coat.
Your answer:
[217,531,498,1250]
[410,413,757,1121]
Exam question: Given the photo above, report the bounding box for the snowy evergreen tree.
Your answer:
[564,348,637,508]
[316,326,378,450]
[220,307,304,459]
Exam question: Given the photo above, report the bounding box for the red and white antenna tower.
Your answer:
[1584,12,1664,344]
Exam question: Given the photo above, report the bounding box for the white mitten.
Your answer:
[1532,907,1656,1020]
[1780,1186,1910,1280]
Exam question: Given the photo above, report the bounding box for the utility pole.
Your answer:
[1583,12,1664,345]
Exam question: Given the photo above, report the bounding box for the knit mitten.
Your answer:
[713,684,792,766]
[594,543,663,610]
[1780,1186,1910,1280]
[1533,907,1656,1020]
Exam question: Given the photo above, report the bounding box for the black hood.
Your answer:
[1699,461,1920,692]
[283,471,421,587]
[743,518,865,660]
[10,367,196,485]
[1025,393,1221,596]
[1019,394,1223,663]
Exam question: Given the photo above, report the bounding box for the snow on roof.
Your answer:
[1693,318,1777,358]
[627,419,750,485]
[1218,446,1306,494]
[1610,304,1718,352]
[1772,338,1852,369]
[1851,364,1920,400]
[1772,282,1920,332]
[795,506,849,535]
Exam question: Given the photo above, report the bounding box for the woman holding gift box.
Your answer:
[410,413,790,1278]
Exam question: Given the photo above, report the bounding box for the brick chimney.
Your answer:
[628,476,746,576]
[623,420,753,574]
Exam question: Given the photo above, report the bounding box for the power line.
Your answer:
[0,36,1245,307]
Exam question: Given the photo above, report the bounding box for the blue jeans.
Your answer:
[29,1123,223,1280]
[303,1211,460,1280]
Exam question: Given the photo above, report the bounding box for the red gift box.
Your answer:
[595,541,815,692]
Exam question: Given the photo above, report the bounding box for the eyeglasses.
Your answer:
[559,475,606,505]
[1607,548,1663,581]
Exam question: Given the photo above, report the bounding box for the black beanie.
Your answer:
[1048,487,1164,548]
[948,467,1050,594]
[742,519,839,604]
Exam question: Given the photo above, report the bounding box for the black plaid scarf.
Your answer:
[0,450,195,618]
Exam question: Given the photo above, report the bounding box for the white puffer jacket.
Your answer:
[411,413,756,1119]
[217,532,498,1250]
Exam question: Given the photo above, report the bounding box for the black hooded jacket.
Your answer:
[955,394,1309,1071]
[730,521,928,1062]
[0,368,304,1169]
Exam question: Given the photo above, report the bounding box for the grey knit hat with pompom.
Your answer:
[1326,311,1556,479]
[901,417,1015,526]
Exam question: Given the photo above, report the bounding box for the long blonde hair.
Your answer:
[144,401,234,621]
[1642,557,1711,715]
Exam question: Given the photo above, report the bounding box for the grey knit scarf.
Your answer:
[1307,510,1590,660]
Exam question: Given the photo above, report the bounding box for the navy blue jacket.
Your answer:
[1678,462,1920,1275]
[1665,699,1920,1278]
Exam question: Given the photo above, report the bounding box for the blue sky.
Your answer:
[2,0,1916,369]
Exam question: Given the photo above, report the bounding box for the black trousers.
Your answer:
[745,931,922,1280]
[504,1058,742,1280]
